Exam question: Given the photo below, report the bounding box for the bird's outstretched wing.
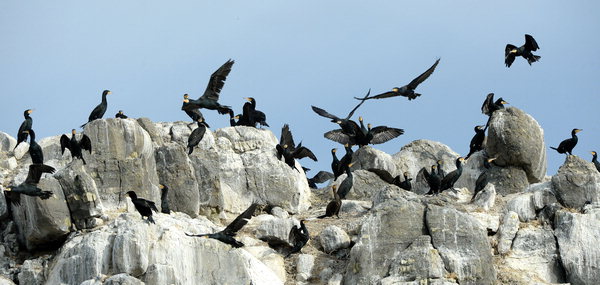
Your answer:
[80,134,92,153]
[60,135,71,155]
[369,127,404,144]
[367,168,395,184]
[200,59,235,101]
[524,34,539,51]
[280,124,295,149]
[481,93,495,115]
[345,89,370,119]
[406,58,441,90]
[223,203,258,235]
[293,147,318,161]
[324,129,352,145]
[310,171,334,184]
[24,164,56,184]
[311,106,341,121]
[504,45,517,67]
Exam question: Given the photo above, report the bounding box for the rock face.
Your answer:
[552,155,600,209]
[319,225,351,253]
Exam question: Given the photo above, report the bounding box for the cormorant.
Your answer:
[419,165,441,195]
[82,90,111,127]
[472,157,496,201]
[312,89,370,139]
[126,191,158,224]
[481,93,508,130]
[187,118,209,155]
[60,129,92,164]
[331,148,343,179]
[181,60,234,115]
[325,118,404,147]
[286,219,309,257]
[440,157,466,191]
[115,110,128,119]
[15,109,33,149]
[367,169,412,191]
[436,160,445,179]
[181,94,211,128]
[307,171,334,189]
[239,97,269,128]
[466,126,486,159]
[24,130,43,164]
[550,129,582,155]
[337,163,354,199]
[4,164,55,205]
[318,185,341,219]
[275,124,317,170]
[227,109,239,127]
[591,151,600,172]
[160,184,170,214]
[505,34,540,68]
[186,203,258,248]
[355,58,440,101]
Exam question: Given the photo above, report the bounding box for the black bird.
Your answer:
[115,110,128,119]
[4,164,55,205]
[550,129,582,155]
[367,169,412,191]
[331,148,342,179]
[307,170,334,189]
[238,97,269,127]
[312,89,370,139]
[82,90,111,128]
[15,109,33,149]
[331,145,353,180]
[355,58,440,101]
[186,203,258,248]
[436,160,445,180]
[286,219,310,257]
[481,93,508,130]
[472,157,496,201]
[325,117,404,147]
[505,34,540,68]
[440,157,466,191]
[466,125,486,159]
[60,129,92,164]
[181,59,234,115]
[275,124,317,170]
[420,165,442,195]
[24,130,43,164]
[160,184,171,214]
[337,163,354,199]
[187,118,209,155]
[126,191,159,224]
[591,151,600,172]
[227,109,239,127]
[318,185,341,219]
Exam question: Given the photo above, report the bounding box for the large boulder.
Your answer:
[393,139,459,180]
[0,132,16,153]
[485,166,529,195]
[552,155,600,209]
[351,146,397,175]
[386,235,446,282]
[486,107,547,183]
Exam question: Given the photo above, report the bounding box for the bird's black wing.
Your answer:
[481,93,495,115]
[369,126,404,144]
[293,146,318,161]
[365,91,398,100]
[345,89,370,119]
[311,106,341,121]
[280,124,295,150]
[200,59,235,101]
[311,171,334,184]
[133,198,159,212]
[417,167,431,184]
[4,191,21,206]
[504,45,517,67]
[24,164,56,184]
[406,58,441,90]
[222,203,258,235]
[288,225,300,246]
[276,144,285,160]
[324,129,352,145]
[60,135,71,155]
[80,134,92,153]
[524,34,539,51]
[440,170,458,190]
[367,168,395,184]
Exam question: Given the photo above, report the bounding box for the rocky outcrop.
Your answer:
[552,155,600,209]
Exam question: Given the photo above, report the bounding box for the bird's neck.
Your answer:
[102,93,108,103]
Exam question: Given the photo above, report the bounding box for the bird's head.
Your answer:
[125,191,137,199]
[244,97,255,102]
[432,165,437,170]
[197,118,204,123]
[437,160,443,165]
[332,148,337,153]
[183,94,189,99]
[487,157,497,163]
[118,110,124,114]
[344,143,349,148]
[573,129,583,134]
[159,184,165,189]
[392,87,400,92]
[347,162,354,168]
[403,171,409,177]
[22,130,29,134]
[234,115,240,120]
[510,49,518,54]
[103,90,111,96]
[4,186,12,192]
[183,99,190,103]
[458,157,465,162]
[358,116,363,122]
[26,109,34,115]
[497,97,508,105]
[71,129,77,135]
[591,151,597,156]
[367,123,372,129]
[475,125,484,131]
[283,144,288,149]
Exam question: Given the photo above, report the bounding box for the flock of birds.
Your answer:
[2,34,597,256]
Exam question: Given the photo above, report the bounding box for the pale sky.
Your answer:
[1,1,599,175]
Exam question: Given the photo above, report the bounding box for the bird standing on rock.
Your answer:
[115,110,128,119]
[82,90,111,128]
[24,129,44,164]
[238,97,269,128]
[160,184,171,214]
[420,165,442,195]
[440,157,466,191]
[126,191,158,224]
[550,129,582,155]
[367,169,412,191]
[466,125,486,159]
[481,93,508,130]
[318,185,341,219]
[187,118,209,155]
[591,151,600,172]
[472,157,496,201]
[15,109,33,149]
[505,34,540,68]
[60,129,92,164]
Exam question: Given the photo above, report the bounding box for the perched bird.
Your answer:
[550,129,582,155]
[307,170,334,189]
[367,169,412,191]
[286,219,310,257]
[466,126,486,159]
[325,117,404,147]
[419,165,442,195]
[591,151,600,172]
[238,97,269,127]
[440,157,466,191]
[355,58,440,101]
[15,109,33,149]
[318,185,341,219]
[276,124,317,170]
[160,184,171,214]
[4,164,55,205]
[24,130,43,164]
[337,163,354,199]
[181,59,234,115]
[186,203,258,248]
[505,34,540,68]
[436,160,445,179]
[312,89,370,139]
[82,90,111,127]
[481,93,508,130]
[227,109,239,127]
[126,191,159,224]
[472,157,496,201]
[115,110,128,119]
[60,129,92,164]
[331,148,342,179]
[187,118,209,155]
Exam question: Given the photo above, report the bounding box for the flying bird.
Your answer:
[82,90,111,128]
[60,129,92,164]
[325,117,404,147]
[355,58,440,101]
[186,203,258,248]
[126,191,159,224]
[307,170,334,189]
[15,109,33,149]
[181,59,234,115]
[276,124,317,170]
[550,129,582,155]
[312,89,370,139]
[4,164,55,205]
[505,34,540,67]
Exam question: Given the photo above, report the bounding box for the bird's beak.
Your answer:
[359,116,363,121]
[392,88,399,92]
[244,97,251,102]
[336,120,342,124]
[501,100,508,105]
[510,49,517,54]
[283,144,288,148]
[367,123,372,128]
[459,157,465,161]
[28,109,34,114]
[488,157,497,162]
[159,184,164,189]
[576,129,583,133]
[234,115,240,119]
[4,187,11,191]
[107,91,112,95]
[348,162,354,167]
[332,149,337,153]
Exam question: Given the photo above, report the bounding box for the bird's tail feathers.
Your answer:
[408,93,421,100]
[147,216,155,224]
[528,55,541,65]
[550,147,558,151]
[188,147,194,155]
[217,106,232,115]
[317,214,328,219]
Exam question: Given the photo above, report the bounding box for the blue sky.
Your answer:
[1,1,598,175]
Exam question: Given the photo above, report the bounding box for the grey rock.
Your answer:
[17,256,49,285]
[112,221,150,276]
[0,132,16,153]
[12,142,28,160]
[506,193,536,222]
[0,276,15,285]
[296,254,315,282]
[0,190,7,220]
[455,151,487,191]
[142,264,175,285]
[486,165,529,195]
[528,181,557,210]
[351,146,397,175]
[334,170,388,201]
[136,117,164,145]
[555,210,600,285]
[104,274,144,285]
[497,211,520,255]
[79,279,104,285]
[270,207,289,219]
[387,235,446,281]
[486,107,547,183]
[328,273,343,285]
[468,212,500,233]
[552,155,600,209]
[319,225,351,253]
[253,214,296,245]
[426,204,496,285]
[244,246,286,282]
[340,200,371,216]
[471,183,496,211]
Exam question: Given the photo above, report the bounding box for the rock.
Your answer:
[328,273,343,285]
[486,165,529,195]
[112,221,150,276]
[468,212,500,233]
[0,190,7,220]
[154,143,199,217]
[253,214,296,245]
[245,246,286,282]
[455,151,487,191]
[136,117,164,145]
[426,204,496,284]
[528,181,557,210]
[506,193,536,222]
[142,264,175,285]
[13,142,28,160]
[340,200,371,216]
[270,207,289,219]
[387,235,446,281]
[552,155,600,209]
[0,132,16,153]
[0,157,17,171]
[104,273,145,285]
[10,176,72,250]
[486,107,547,183]
[319,225,351,253]
[0,276,15,285]
[555,210,600,285]
[497,211,520,255]
[17,256,48,285]
[471,183,496,211]
[351,146,397,175]
[333,170,388,200]
[296,254,315,282]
